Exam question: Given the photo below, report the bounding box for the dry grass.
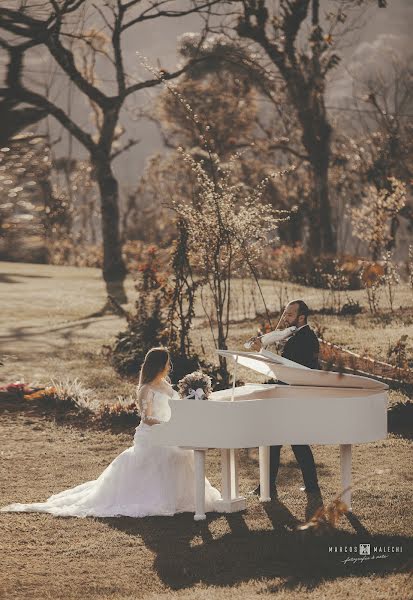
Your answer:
[0,412,411,600]
[1,261,412,398]
[0,261,412,599]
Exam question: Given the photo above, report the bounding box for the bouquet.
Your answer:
[177,370,212,400]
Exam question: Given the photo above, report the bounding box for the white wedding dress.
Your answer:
[1,385,221,518]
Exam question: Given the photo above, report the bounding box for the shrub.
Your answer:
[388,400,413,433]
[109,243,221,387]
[349,177,407,260]
[408,245,413,290]
[122,240,169,271]
[360,263,384,315]
[340,298,362,315]
[258,245,375,291]
[387,335,411,369]
[41,378,97,413]
[97,396,140,427]
[258,244,305,281]
[109,247,169,377]
[382,251,399,313]
[48,241,103,268]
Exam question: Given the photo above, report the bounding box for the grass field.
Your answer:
[0,261,412,600]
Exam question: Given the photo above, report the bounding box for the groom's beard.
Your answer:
[282,318,298,328]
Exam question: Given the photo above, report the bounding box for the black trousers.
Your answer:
[269,445,319,490]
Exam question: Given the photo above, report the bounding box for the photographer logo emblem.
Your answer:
[359,544,371,556]
[328,543,402,565]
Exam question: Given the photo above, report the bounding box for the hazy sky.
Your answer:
[30,0,412,192]
[116,0,413,189]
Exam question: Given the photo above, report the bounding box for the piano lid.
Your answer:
[217,349,388,390]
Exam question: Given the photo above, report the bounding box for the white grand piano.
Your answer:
[150,349,388,520]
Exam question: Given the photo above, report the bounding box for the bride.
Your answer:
[1,347,221,517]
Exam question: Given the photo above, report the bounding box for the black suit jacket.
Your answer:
[281,324,319,369]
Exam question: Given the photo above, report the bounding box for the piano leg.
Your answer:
[215,449,246,513]
[221,448,231,502]
[340,444,352,511]
[259,446,271,502]
[194,449,206,521]
[230,448,239,498]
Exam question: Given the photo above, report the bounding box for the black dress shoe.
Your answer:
[305,492,323,520]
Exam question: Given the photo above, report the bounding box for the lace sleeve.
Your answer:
[137,386,157,423]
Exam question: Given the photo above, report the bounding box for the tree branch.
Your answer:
[236,2,286,73]
[0,6,111,109]
[268,143,309,161]
[121,0,222,30]
[0,85,96,154]
[282,0,310,66]
[112,1,126,95]
[110,137,140,160]
[45,26,111,109]
[124,58,207,98]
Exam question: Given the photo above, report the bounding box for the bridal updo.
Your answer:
[138,347,170,387]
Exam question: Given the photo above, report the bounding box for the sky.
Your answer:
[115,0,413,189]
[13,0,412,192]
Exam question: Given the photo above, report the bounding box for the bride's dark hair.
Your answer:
[138,347,170,387]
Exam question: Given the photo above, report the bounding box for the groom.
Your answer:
[251,299,320,498]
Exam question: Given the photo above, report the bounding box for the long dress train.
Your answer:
[1,387,221,517]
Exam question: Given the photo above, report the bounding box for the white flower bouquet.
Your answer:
[177,370,212,400]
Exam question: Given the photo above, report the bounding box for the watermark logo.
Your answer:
[328,544,403,565]
[359,544,370,556]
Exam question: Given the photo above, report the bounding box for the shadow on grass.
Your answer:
[0,272,52,284]
[101,507,411,592]
[388,402,413,440]
[0,398,136,437]
[0,315,119,344]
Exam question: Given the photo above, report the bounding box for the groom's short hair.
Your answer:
[288,299,310,319]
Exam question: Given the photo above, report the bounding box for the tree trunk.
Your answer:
[296,93,336,255]
[94,159,128,303]
[308,151,336,255]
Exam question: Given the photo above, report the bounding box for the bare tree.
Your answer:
[0,0,221,302]
[204,0,388,255]
[352,54,413,249]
